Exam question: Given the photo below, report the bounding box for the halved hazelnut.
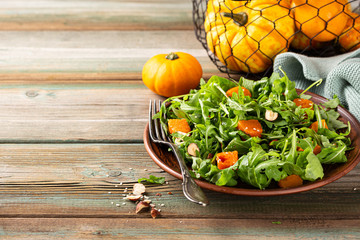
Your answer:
[135,201,150,213]
[265,110,278,121]
[187,143,199,157]
[151,208,161,219]
[125,194,143,202]
[133,183,146,195]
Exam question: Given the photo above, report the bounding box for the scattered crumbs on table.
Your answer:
[119,182,123,185]
[144,169,148,171]
[353,187,357,191]
[168,192,173,195]
[165,181,169,184]
[122,202,126,205]
[272,221,282,225]
[111,202,114,205]
[115,185,118,187]
[124,188,128,193]
[160,203,165,207]
[108,192,111,194]
[179,221,183,224]
[156,193,162,197]
[129,168,133,170]
[116,204,120,207]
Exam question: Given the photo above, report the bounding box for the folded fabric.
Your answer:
[273,49,360,121]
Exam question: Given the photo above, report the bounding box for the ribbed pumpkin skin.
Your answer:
[142,52,202,98]
[291,0,349,42]
[339,12,360,52]
[204,0,295,73]
[290,31,326,50]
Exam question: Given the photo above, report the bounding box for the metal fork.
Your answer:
[149,100,209,206]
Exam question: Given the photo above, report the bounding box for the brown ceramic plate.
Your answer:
[144,90,360,196]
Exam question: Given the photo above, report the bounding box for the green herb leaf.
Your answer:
[138,175,165,184]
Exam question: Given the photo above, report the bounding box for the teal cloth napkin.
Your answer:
[273,49,360,121]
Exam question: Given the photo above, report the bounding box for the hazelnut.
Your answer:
[265,110,278,121]
[187,143,199,157]
[125,195,143,202]
[133,183,146,196]
[151,208,161,219]
[135,201,150,214]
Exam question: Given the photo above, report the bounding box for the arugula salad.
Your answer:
[154,71,352,190]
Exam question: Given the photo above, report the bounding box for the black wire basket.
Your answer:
[193,0,360,79]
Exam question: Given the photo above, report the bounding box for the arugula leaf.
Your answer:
[303,152,324,181]
[316,141,347,164]
[322,96,340,109]
[138,175,165,184]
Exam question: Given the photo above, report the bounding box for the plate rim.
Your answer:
[143,90,360,196]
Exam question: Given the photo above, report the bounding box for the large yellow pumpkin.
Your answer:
[204,0,295,73]
[291,0,350,42]
[339,12,360,52]
[290,31,327,50]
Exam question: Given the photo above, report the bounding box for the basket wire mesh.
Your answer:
[193,0,360,79]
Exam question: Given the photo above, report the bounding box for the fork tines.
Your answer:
[149,99,170,144]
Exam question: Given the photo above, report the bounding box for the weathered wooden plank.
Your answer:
[0,218,359,240]
[0,0,193,30]
[0,31,220,79]
[0,144,359,220]
[0,81,156,142]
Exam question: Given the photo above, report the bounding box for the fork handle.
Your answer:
[169,144,209,206]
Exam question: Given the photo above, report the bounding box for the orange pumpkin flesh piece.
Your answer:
[168,119,191,134]
[226,86,252,97]
[278,174,303,188]
[293,98,314,109]
[291,0,349,42]
[142,52,203,98]
[237,120,263,138]
[216,151,238,170]
[310,119,328,133]
[297,144,321,155]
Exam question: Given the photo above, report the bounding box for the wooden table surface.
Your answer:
[0,1,359,239]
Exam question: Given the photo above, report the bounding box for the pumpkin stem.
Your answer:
[221,12,248,27]
[165,52,179,60]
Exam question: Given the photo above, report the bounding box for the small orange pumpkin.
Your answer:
[339,12,360,52]
[142,52,203,97]
[205,0,295,73]
[291,0,350,42]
